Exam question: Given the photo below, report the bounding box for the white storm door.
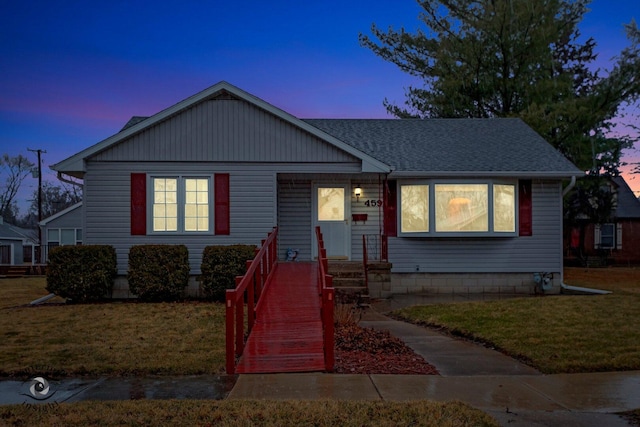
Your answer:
[314,184,351,259]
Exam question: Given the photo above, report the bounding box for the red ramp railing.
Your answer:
[225,227,278,374]
[315,226,335,372]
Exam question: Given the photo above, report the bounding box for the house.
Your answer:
[565,176,640,265]
[39,202,83,261]
[0,218,38,266]
[51,81,581,298]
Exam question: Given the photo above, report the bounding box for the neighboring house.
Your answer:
[51,81,581,298]
[39,202,83,261]
[0,218,38,265]
[0,218,26,265]
[565,176,640,265]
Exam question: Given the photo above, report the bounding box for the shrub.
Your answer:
[200,245,257,301]
[127,245,190,301]
[46,245,117,303]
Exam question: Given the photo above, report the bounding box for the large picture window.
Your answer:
[151,176,211,233]
[435,184,488,232]
[398,180,517,236]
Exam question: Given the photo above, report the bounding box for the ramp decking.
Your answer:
[235,262,326,374]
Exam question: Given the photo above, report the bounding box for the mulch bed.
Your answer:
[334,323,439,375]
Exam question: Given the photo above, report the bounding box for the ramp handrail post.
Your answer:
[315,226,335,372]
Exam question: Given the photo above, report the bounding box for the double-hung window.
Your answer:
[151,176,211,233]
[398,180,517,236]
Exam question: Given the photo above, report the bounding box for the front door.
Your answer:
[313,184,350,259]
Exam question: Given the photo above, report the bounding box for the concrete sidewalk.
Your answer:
[229,371,640,426]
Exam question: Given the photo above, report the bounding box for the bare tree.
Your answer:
[0,154,35,221]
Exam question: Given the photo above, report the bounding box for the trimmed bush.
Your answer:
[46,245,117,303]
[201,245,257,301]
[127,245,190,301]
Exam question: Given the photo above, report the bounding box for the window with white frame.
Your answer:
[151,176,211,233]
[399,180,517,236]
[47,228,83,246]
[596,223,616,249]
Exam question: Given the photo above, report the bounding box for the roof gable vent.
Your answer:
[211,90,240,101]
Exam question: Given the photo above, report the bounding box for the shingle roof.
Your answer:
[613,176,640,219]
[0,221,28,241]
[304,118,581,177]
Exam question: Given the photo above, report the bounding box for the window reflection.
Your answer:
[400,185,429,232]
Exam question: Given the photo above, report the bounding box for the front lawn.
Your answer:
[0,399,498,427]
[394,267,640,374]
[0,278,226,377]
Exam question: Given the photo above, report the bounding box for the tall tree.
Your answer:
[359,0,639,174]
[0,153,35,221]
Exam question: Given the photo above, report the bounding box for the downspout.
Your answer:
[559,175,610,294]
[562,175,576,197]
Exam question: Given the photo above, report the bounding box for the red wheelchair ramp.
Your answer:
[235,262,326,374]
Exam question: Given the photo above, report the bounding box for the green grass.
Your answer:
[0,278,226,377]
[394,267,640,374]
[0,399,498,426]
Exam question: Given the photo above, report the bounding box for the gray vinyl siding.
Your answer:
[43,206,82,229]
[350,180,384,260]
[388,180,563,273]
[84,162,278,275]
[93,99,359,165]
[277,179,312,261]
[277,175,384,262]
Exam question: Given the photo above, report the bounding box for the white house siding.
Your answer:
[92,99,357,164]
[388,180,563,293]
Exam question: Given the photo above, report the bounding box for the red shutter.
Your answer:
[215,173,230,235]
[519,180,532,236]
[131,173,147,235]
[384,180,397,237]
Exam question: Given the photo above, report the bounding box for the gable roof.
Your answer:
[51,82,391,177]
[304,119,582,178]
[0,220,36,243]
[612,176,640,219]
[0,221,26,241]
[39,202,83,226]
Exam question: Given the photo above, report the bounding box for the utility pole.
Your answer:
[28,148,46,263]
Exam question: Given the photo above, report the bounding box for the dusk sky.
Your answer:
[1,0,639,213]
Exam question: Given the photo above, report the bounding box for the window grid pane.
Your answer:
[318,188,345,221]
[600,223,615,248]
[153,178,178,231]
[184,178,209,231]
[400,185,429,232]
[435,184,488,232]
[494,184,516,232]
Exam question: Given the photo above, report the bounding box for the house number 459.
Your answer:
[364,199,382,207]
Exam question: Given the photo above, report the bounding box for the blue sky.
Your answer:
[1,0,638,212]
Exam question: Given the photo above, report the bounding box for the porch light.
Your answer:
[354,185,362,202]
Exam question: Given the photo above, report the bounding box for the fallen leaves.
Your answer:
[334,323,439,375]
